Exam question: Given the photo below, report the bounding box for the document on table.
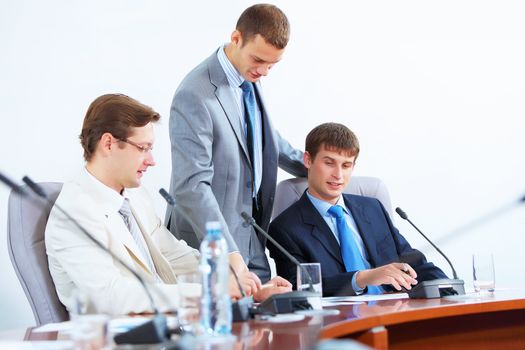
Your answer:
[322,292,408,306]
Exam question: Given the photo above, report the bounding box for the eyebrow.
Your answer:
[252,54,281,64]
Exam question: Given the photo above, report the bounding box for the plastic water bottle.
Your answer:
[199,221,232,335]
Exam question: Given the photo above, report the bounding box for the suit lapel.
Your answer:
[104,212,153,274]
[298,193,344,266]
[130,204,177,284]
[208,53,251,164]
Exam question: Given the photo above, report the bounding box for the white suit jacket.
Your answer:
[45,170,199,316]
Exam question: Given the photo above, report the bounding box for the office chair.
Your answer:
[7,182,69,325]
[272,176,393,219]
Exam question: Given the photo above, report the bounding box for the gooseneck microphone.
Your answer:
[395,207,458,279]
[159,188,253,321]
[240,211,319,314]
[240,212,314,292]
[395,207,465,298]
[20,176,170,345]
[0,171,26,195]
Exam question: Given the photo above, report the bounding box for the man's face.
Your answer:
[230,32,285,82]
[305,146,356,205]
[110,122,156,191]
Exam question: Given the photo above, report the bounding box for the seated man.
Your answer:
[45,94,265,316]
[268,123,447,296]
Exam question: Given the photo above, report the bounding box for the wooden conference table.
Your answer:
[24,289,525,350]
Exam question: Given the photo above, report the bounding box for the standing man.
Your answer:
[166,4,305,284]
[268,123,448,296]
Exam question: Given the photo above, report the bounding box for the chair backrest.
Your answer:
[7,182,69,325]
[272,176,394,219]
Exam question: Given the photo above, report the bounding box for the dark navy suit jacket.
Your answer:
[268,192,447,296]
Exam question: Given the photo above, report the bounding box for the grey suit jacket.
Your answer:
[166,49,306,281]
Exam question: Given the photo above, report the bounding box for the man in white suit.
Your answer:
[166,4,305,287]
[45,94,260,316]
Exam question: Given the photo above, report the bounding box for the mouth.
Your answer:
[249,72,261,80]
[137,170,146,178]
[326,181,343,190]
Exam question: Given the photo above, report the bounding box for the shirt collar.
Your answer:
[82,167,128,213]
[216,44,245,88]
[306,190,349,217]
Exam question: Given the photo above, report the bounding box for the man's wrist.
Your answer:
[352,271,365,294]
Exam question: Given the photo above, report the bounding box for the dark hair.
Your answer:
[236,4,290,49]
[305,123,360,160]
[79,93,160,161]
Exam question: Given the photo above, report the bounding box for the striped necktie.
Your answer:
[119,198,161,282]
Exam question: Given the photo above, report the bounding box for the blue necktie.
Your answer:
[328,205,381,295]
[240,80,258,198]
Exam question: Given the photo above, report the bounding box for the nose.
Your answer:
[144,152,156,167]
[332,166,343,179]
[256,64,271,76]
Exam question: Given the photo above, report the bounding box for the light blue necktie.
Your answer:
[328,205,382,295]
[240,80,259,200]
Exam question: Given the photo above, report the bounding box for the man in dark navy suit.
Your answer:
[268,123,447,296]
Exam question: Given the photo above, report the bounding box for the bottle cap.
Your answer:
[205,221,222,232]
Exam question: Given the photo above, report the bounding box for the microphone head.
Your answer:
[0,171,27,196]
[240,212,256,226]
[158,188,175,206]
[22,176,46,198]
[395,207,408,220]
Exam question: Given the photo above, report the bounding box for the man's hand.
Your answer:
[230,270,263,299]
[253,276,292,302]
[227,252,262,299]
[356,263,418,291]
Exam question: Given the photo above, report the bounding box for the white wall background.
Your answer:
[1,0,524,331]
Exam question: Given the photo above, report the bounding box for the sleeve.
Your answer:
[275,130,307,177]
[268,217,357,296]
[379,200,449,281]
[45,203,184,316]
[169,87,239,252]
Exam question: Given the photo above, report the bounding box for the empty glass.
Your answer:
[472,253,495,293]
[297,263,322,295]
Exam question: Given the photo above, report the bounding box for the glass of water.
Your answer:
[297,263,322,295]
[472,253,495,293]
[177,272,202,333]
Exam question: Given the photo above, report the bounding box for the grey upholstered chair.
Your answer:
[7,182,69,325]
[272,176,394,219]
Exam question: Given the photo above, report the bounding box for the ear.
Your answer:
[304,151,312,169]
[231,30,242,47]
[98,132,114,157]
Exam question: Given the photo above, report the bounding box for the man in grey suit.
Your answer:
[166,4,305,292]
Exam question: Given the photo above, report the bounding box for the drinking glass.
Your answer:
[297,263,322,295]
[472,253,495,293]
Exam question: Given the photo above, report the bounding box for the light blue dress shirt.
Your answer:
[217,46,263,196]
[306,191,371,294]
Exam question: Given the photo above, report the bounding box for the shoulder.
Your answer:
[270,194,307,229]
[176,51,220,94]
[343,193,381,207]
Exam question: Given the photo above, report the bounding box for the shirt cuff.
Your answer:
[352,271,365,295]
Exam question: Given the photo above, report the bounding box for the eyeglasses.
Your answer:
[117,138,154,153]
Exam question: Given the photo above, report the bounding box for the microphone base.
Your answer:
[232,296,254,322]
[114,314,169,345]
[407,278,465,299]
[254,291,319,315]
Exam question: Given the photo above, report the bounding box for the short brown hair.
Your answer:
[79,93,160,161]
[305,123,360,160]
[236,4,290,49]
